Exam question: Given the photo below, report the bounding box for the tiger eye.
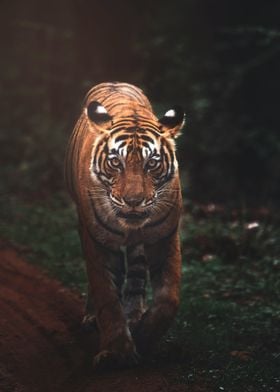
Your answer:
[110,157,121,168]
[146,158,158,169]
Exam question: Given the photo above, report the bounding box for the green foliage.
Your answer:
[0,195,86,291]
[161,204,280,391]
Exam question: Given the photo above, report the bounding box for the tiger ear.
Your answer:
[159,105,185,138]
[85,101,112,124]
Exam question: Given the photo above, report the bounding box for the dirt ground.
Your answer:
[0,244,208,392]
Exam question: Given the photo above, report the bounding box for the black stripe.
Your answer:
[97,150,105,172]
[118,141,127,149]
[110,125,161,138]
[143,128,161,138]
[126,254,146,264]
[161,148,170,180]
[93,137,107,166]
[124,288,145,296]
[141,141,152,149]
[96,173,111,187]
[163,140,175,176]
[126,126,139,132]
[110,127,134,136]
[140,135,155,143]
[127,269,147,279]
[115,134,131,142]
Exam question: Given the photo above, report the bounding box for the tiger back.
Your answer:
[65,82,185,369]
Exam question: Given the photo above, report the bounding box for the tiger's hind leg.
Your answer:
[124,244,148,332]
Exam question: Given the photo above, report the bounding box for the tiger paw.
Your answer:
[93,349,140,370]
[81,314,98,333]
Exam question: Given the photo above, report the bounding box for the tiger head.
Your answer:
[82,87,185,228]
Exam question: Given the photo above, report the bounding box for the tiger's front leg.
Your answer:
[82,248,125,332]
[133,231,182,354]
[80,226,139,368]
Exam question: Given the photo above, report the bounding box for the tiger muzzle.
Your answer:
[117,193,150,221]
[123,195,144,208]
[117,209,149,221]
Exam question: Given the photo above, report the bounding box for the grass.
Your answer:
[0,194,86,291]
[0,193,279,391]
[163,204,280,391]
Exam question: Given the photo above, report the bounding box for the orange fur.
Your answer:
[65,82,184,368]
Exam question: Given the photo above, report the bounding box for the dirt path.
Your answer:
[0,245,205,392]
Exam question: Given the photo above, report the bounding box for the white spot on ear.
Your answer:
[85,104,108,117]
[96,105,108,114]
[164,109,176,117]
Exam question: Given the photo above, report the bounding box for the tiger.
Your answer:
[65,82,185,369]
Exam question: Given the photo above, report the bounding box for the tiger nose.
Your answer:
[123,195,144,207]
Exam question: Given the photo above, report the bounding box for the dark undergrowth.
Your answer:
[0,194,279,392]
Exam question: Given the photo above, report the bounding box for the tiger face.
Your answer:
[86,101,185,227]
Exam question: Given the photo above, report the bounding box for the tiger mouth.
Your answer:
[116,210,149,220]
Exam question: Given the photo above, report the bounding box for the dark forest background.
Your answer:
[1,0,280,205]
[1,3,280,390]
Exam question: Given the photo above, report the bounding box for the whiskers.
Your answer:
[86,186,111,208]
[86,185,122,222]
[146,185,180,217]
[85,182,179,230]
